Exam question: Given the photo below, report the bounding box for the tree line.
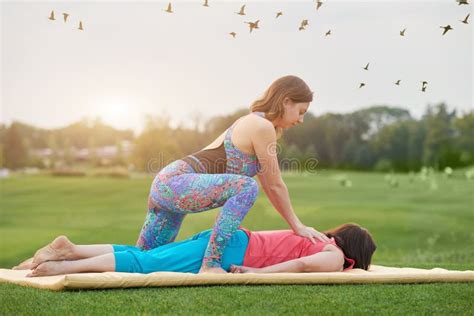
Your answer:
[282,103,473,171]
[1,103,472,172]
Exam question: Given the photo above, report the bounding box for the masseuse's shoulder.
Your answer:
[244,113,275,138]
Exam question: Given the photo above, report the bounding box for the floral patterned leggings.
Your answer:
[136,159,259,268]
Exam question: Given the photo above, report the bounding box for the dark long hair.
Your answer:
[325,223,376,270]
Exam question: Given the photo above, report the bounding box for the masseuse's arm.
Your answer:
[252,121,329,243]
[231,249,344,273]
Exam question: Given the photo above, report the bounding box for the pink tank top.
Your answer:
[241,228,355,271]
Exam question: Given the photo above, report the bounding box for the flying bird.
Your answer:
[325,30,331,36]
[460,13,470,24]
[316,0,323,10]
[457,0,469,5]
[400,28,406,36]
[298,19,308,31]
[229,32,236,38]
[62,13,69,22]
[236,5,246,15]
[164,2,173,13]
[440,24,453,35]
[363,63,370,70]
[421,81,428,92]
[276,11,283,18]
[245,20,260,33]
[48,10,55,21]
[395,80,401,85]
[359,83,366,89]
[203,0,209,7]
[78,21,84,30]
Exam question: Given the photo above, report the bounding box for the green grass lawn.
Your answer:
[1,170,473,314]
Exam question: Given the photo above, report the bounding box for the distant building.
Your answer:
[30,140,133,163]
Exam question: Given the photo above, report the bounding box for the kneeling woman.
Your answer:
[16,223,376,277]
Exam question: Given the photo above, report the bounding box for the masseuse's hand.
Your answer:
[294,225,330,244]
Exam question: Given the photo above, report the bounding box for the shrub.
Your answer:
[374,158,393,172]
[51,168,86,177]
[89,167,130,178]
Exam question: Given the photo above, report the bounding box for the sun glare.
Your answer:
[95,101,133,129]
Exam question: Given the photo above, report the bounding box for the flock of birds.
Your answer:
[47,0,470,91]
[356,0,469,92]
[162,1,328,35]
[160,0,470,37]
[48,10,83,30]
[158,0,470,92]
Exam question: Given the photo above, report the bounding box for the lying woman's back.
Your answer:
[241,228,355,271]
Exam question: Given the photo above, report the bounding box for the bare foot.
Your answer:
[230,265,261,274]
[199,266,227,274]
[26,261,69,277]
[30,236,75,269]
[12,257,34,270]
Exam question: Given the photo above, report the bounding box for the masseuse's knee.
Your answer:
[237,177,259,206]
[246,177,259,197]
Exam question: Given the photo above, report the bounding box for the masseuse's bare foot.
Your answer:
[199,266,227,274]
[29,236,75,269]
[26,261,69,277]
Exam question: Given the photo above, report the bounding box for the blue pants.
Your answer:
[113,229,249,274]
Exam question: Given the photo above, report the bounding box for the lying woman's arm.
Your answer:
[231,250,344,273]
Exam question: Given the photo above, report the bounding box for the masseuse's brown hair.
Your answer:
[325,223,377,270]
[250,75,313,138]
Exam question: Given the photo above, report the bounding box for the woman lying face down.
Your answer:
[14,223,376,277]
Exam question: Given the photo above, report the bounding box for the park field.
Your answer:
[0,170,473,314]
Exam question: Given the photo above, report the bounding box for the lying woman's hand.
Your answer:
[294,225,330,243]
[230,265,261,274]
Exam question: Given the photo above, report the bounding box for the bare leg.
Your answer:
[27,253,115,277]
[14,236,113,270]
[72,244,114,259]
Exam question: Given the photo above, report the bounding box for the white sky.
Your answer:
[1,0,472,133]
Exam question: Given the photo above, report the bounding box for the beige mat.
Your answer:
[0,265,473,291]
